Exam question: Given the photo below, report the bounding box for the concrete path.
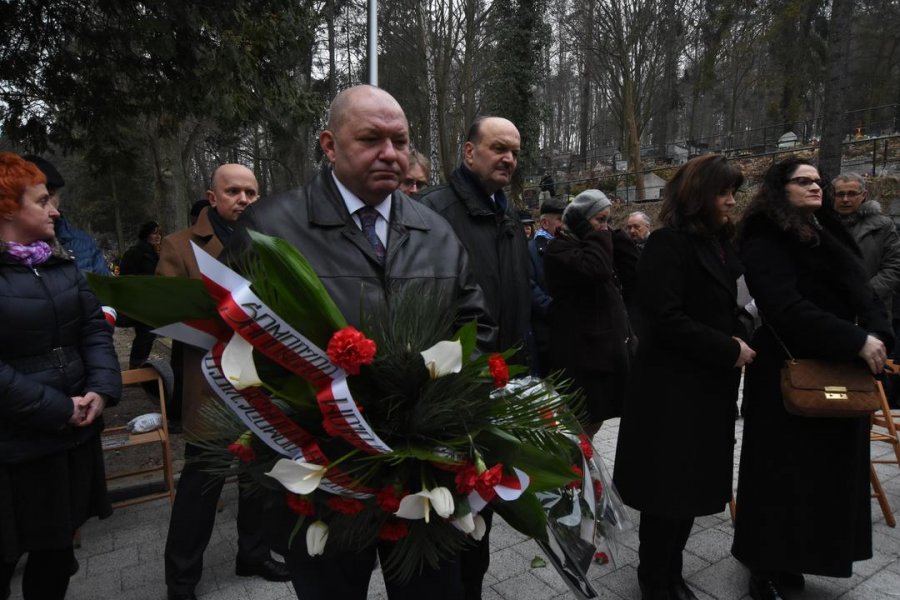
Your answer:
[9,416,900,599]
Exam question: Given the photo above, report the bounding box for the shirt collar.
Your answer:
[331,172,392,223]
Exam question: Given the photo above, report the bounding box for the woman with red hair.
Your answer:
[0,152,121,600]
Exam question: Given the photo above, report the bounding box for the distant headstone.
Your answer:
[778,131,799,148]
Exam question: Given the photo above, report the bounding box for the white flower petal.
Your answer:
[420,340,463,379]
[472,514,487,541]
[265,458,325,495]
[452,511,476,534]
[306,520,329,556]
[429,487,455,519]
[221,333,262,390]
[395,491,431,522]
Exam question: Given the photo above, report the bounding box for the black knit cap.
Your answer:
[22,155,65,191]
[539,196,567,216]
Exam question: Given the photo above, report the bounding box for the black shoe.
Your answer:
[669,579,698,600]
[235,557,290,582]
[776,571,805,590]
[749,573,786,600]
[70,556,80,576]
[167,593,197,600]
[639,580,670,600]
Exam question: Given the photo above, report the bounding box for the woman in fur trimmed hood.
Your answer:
[0,152,120,600]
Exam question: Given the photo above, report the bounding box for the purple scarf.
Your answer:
[5,240,52,267]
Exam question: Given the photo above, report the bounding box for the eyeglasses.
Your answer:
[788,176,823,188]
[834,190,862,198]
[402,179,428,190]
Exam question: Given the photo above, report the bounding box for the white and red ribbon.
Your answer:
[467,467,530,513]
[189,243,392,456]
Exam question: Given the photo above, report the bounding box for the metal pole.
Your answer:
[368,0,378,86]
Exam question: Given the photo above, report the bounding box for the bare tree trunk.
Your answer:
[578,0,593,165]
[418,0,440,183]
[819,0,853,177]
[624,78,645,201]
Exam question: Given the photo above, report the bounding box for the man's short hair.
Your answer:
[832,172,867,192]
[628,211,651,227]
[466,115,498,144]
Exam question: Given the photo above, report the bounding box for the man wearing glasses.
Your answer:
[833,172,900,317]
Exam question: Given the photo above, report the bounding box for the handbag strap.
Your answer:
[764,320,796,362]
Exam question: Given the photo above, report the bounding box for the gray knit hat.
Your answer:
[563,189,611,225]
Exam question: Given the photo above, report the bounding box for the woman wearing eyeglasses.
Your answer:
[613,155,754,600]
[732,157,890,599]
[544,189,632,438]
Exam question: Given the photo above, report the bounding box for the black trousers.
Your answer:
[164,443,268,595]
[285,541,463,600]
[460,508,492,600]
[0,547,73,600]
[637,512,694,587]
[128,322,157,368]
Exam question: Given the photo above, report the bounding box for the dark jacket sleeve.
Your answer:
[0,359,74,431]
[638,229,740,368]
[545,230,615,283]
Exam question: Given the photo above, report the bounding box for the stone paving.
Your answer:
[9,416,900,599]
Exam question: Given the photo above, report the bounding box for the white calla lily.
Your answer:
[429,486,455,519]
[420,340,463,379]
[265,458,326,495]
[221,333,262,390]
[452,511,476,534]
[394,487,456,523]
[472,514,487,541]
[306,520,329,556]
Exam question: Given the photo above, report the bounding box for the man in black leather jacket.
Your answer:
[225,85,493,600]
[419,116,531,600]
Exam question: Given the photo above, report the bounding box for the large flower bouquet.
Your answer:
[89,231,622,595]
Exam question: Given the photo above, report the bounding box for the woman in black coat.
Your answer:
[544,189,631,437]
[732,158,889,599]
[613,155,755,600]
[0,153,121,600]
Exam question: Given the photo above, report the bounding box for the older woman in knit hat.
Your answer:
[543,189,630,437]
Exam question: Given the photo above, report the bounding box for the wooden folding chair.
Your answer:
[101,367,176,508]
[869,364,899,528]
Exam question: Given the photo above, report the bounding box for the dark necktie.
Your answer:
[357,206,386,264]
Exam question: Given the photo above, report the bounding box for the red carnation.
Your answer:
[455,463,479,495]
[594,551,609,564]
[327,496,365,515]
[286,493,316,517]
[567,464,583,489]
[487,354,509,388]
[227,441,255,463]
[378,519,409,541]
[326,326,376,375]
[376,485,404,513]
[475,463,504,501]
[578,434,594,459]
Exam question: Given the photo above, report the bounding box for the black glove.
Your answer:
[565,210,593,239]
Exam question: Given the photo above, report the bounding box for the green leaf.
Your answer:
[452,320,478,362]
[242,231,346,348]
[530,556,547,568]
[87,273,217,327]
[494,491,548,542]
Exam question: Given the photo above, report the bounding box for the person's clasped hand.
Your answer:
[69,392,106,426]
[858,334,887,375]
[733,337,756,368]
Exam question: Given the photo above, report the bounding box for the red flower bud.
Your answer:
[378,519,409,541]
[286,493,316,517]
[487,354,509,388]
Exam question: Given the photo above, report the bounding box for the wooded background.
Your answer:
[1,0,898,253]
